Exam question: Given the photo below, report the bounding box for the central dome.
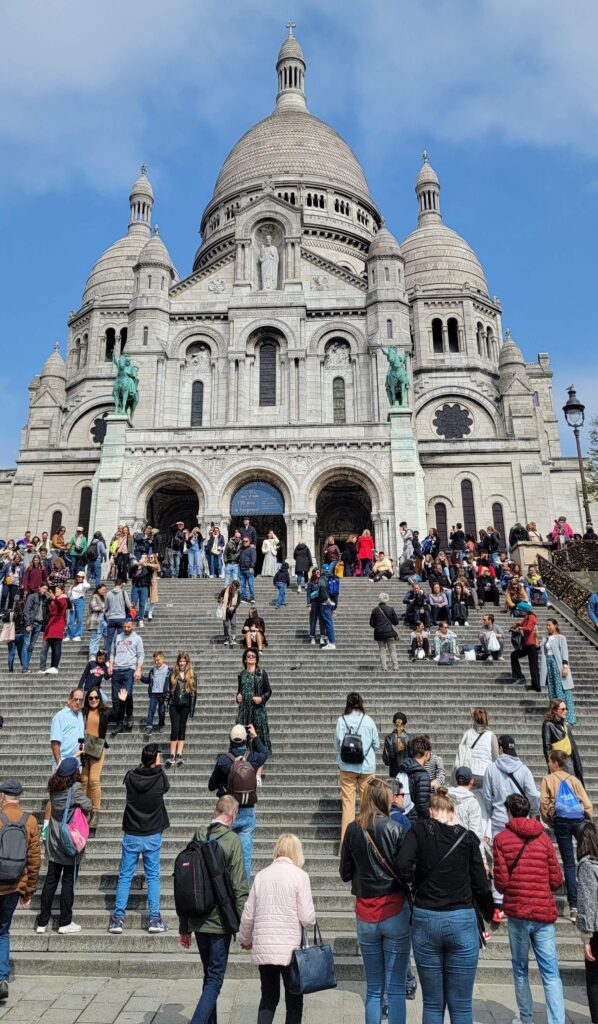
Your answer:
[212,107,371,204]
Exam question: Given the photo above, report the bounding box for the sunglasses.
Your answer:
[88,696,100,702]
[72,697,84,704]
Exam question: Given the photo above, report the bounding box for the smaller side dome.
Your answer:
[498,328,525,368]
[277,33,305,65]
[40,342,66,379]
[136,227,174,269]
[415,150,439,189]
[368,225,402,259]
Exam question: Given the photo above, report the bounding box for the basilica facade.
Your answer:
[0,29,587,557]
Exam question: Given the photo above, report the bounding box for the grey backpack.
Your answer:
[0,811,29,882]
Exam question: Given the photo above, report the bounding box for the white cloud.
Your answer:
[2,0,598,199]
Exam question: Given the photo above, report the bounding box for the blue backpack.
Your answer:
[327,575,340,597]
[554,777,584,821]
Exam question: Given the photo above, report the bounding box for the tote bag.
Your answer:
[288,923,337,996]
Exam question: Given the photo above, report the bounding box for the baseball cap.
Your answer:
[230,725,247,743]
[498,734,517,756]
[0,779,23,797]
[56,757,80,778]
[455,766,473,785]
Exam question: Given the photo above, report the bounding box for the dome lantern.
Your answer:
[276,22,307,111]
[416,150,441,226]
[128,163,154,236]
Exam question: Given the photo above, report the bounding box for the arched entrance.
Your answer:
[229,480,286,572]
[315,480,372,558]
[146,482,199,539]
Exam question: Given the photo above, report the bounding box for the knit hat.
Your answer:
[56,757,80,778]
[379,593,390,603]
[0,779,23,797]
[455,766,473,784]
[230,724,247,743]
[498,735,517,756]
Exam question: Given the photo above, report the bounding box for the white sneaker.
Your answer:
[310,638,316,646]
[324,644,337,650]
[73,637,81,642]
[36,924,47,933]
[319,637,327,646]
[148,613,153,620]
[46,667,59,674]
[433,655,440,662]
[464,621,469,627]
[58,922,81,934]
[38,670,49,675]
[63,637,71,642]
[139,621,145,629]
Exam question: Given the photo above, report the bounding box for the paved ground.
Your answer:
[0,975,590,1023]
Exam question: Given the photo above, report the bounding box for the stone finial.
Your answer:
[53,341,60,353]
[505,328,512,342]
[154,224,159,235]
[422,150,429,163]
[286,20,296,36]
[140,162,148,175]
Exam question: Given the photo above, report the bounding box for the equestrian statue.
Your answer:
[112,352,140,421]
[383,346,409,408]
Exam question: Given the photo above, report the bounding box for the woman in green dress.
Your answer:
[236,648,272,760]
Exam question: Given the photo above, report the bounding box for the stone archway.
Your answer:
[146,479,200,539]
[229,479,287,572]
[315,480,372,558]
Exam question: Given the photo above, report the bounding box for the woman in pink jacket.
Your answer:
[239,833,316,1024]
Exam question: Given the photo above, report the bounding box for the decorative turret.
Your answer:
[416,151,441,225]
[39,340,67,385]
[498,327,525,369]
[276,22,307,111]
[128,164,154,236]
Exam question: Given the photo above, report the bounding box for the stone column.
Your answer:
[91,414,129,544]
[304,513,317,561]
[226,356,236,424]
[388,406,426,557]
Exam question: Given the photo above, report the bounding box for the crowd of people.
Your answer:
[0,513,596,1024]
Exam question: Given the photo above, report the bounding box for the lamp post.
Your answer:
[563,385,593,530]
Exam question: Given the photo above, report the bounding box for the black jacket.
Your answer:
[293,544,312,574]
[383,729,412,777]
[83,704,120,742]
[169,526,186,552]
[168,674,197,716]
[24,590,47,627]
[542,720,584,783]
[340,815,409,897]
[369,602,399,641]
[79,660,110,693]
[236,668,271,703]
[122,765,170,836]
[238,546,257,570]
[398,757,431,820]
[208,738,268,796]
[273,567,290,586]
[397,818,493,918]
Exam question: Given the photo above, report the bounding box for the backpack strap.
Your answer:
[470,730,486,751]
[507,772,526,798]
[507,834,540,879]
[0,811,9,827]
[18,812,29,827]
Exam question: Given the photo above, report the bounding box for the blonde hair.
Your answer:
[430,787,454,814]
[215,795,239,817]
[273,833,305,868]
[171,651,196,694]
[356,777,391,830]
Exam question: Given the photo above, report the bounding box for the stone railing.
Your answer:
[552,539,598,573]
[538,555,594,630]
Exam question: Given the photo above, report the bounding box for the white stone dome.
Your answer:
[368,225,401,258]
[212,107,372,205]
[83,233,149,304]
[498,328,525,367]
[40,344,66,379]
[137,230,175,269]
[401,222,488,295]
[277,34,305,64]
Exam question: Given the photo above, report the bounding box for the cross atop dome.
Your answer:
[276,24,306,110]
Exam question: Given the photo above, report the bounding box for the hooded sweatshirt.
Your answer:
[482,754,539,835]
[122,765,170,835]
[447,785,484,842]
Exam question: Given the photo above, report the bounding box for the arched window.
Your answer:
[104,328,116,362]
[491,502,505,546]
[78,486,92,537]
[434,502,448,550]
[81,333,88,367]
[143,326,149,346]
[50,510,62,537]
[447,318,459,353]
[476,322,484,356]
[386,319,393,339]
[74,338,81,371]
[384,266,390,282]
[461,479,477,537]
[120,327,128,352]
[333,377,346,424]
[259,341,277,406]
[191,380,204,426]
[486,327,494,360]
[432,318,443,354]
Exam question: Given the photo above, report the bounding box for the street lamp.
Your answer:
[563,385,593,530]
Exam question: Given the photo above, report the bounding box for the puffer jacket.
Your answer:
[340,815,409,897]
[398,756,431,820]
[238,857,316,965]
[493,816,562,923]
[293,544,312,574]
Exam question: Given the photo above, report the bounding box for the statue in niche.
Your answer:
[324,341,351,368]
[383,346,409,408]
[259,234,279,290]
[112,351,139,420]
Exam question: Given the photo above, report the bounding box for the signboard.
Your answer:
[231,481,284,516]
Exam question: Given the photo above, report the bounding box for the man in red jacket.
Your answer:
[494,793,564,1024]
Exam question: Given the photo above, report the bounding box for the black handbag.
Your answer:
[510,630,524,651]
[288,923,337,995]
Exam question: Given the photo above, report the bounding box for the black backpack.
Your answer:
[173,830,241,935]
[85,542,99,563]
[0,811,29,883]
[340,714,365,764]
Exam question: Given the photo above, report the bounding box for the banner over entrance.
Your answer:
[231,480,285,517]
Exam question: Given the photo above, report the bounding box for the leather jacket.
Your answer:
[542,719,584,784]
[339,814,408,897]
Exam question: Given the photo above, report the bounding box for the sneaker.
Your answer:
[310,638,316,646]
[148,613,153,620]
[223,639,229,646]
[58,922,81,934]
[38,669,49,675]
[73,636,82,642]
[107,916,124,934]
[36,924,47,934]
[569,908,578,922]
[492,908,506,924]
[230,638,237,646]
[323,644,337,650]
[110,724,124,738]
[406,980,417,1001]
[165,756,174,769]
[139,621,145,629]
[46,667,59,674]
[319,637,327,646]
[464,621,469,627]
[148,915,169,933]
[176,754,184,766]
[63,637,71,642]
[0,980,8,1001]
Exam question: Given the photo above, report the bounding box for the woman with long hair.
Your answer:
[82,686,127,829]
[47,556,70,590]
[340,778,411,1024]
[540,618,576,724]
[542,698,584,783]
[383,712,411,778]
[356,529,375,577]
[165,651,197,768]
[146,552,160,620]
[397,788,493,1024]
[540,749,593,921]
[261,530,280,577]
[36,757,91,934]
[236,648,272,764]
[575,821,598,1022]
[242,606,267,652]
[114,524,132,581]
[23,553,48,594]
[5,595,26,673]
[456,708,498,836]
[218,579,241,646]
[239,833,316,1024]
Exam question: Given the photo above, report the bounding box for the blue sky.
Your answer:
[1,0,597,464]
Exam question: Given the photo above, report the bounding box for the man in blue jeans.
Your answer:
[108,619,144,735]
[494,793,565,1024]
[178,796,248,1024]
[108,744,169,934]
[238,536,256,602]
[207,723,268,879]
[0,778,41,1002]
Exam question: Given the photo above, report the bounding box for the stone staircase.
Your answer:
[0,576,596,982]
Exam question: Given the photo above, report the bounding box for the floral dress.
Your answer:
[237,669,272,752]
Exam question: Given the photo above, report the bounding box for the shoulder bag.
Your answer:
[288,922,337,996]
[83,733,106,759]
[0,614,15,644]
